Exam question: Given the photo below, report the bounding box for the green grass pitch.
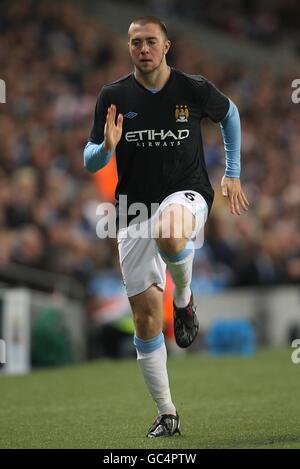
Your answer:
[0,347,299,449]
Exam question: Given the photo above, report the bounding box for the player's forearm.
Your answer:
[83,141,114,173]
[220,99,241,178]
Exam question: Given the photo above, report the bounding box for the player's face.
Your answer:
[128,23,170,74]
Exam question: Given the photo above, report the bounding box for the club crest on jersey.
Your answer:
[175,105,189,123]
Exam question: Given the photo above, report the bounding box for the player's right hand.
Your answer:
[103,104,123,153]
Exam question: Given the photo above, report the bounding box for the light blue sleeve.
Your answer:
[83,141,114,173]
[219,99,241,178]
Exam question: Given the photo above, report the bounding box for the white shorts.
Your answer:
[117,191,208,297]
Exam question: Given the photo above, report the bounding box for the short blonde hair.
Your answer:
[128,16,168,39]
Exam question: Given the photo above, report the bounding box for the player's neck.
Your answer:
[134,64,171,91]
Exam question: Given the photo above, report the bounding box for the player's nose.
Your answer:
[141,41,150,53]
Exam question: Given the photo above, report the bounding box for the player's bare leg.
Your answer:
[129,285,180,437]
[155,204,199,348]
[130,284,163,339]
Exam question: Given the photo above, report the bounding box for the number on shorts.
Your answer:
[184,192,195,201]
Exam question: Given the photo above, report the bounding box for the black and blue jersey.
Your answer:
[89,68,230,216]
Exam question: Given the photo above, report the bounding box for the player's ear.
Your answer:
[127,33,132,50]
[164,39,171,55]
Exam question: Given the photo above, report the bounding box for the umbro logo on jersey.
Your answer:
[124,112,138,119]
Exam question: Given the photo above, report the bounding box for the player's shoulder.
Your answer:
[173,68,208,87]
[102,73,133,93]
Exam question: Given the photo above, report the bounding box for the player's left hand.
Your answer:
[221,176,249,215]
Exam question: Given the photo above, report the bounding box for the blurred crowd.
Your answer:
[139,0,300,47]
[0,0,299,310]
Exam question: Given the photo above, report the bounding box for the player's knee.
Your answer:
[156,236,185,255]
[155,205,194,245]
